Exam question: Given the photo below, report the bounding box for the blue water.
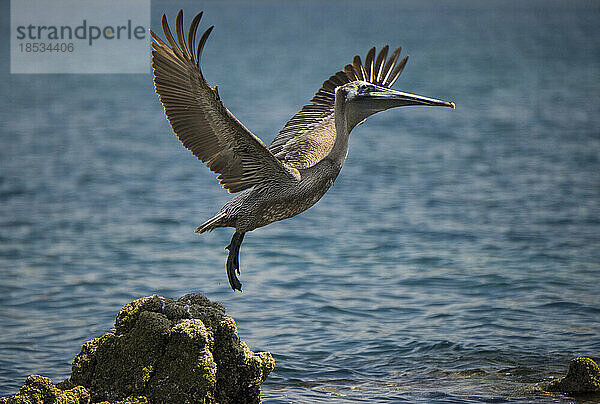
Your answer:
[1,1,599,402]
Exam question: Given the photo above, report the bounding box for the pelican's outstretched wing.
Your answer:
[151,11,300,193]
[269,46,408,170]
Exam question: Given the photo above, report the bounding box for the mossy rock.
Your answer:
[0,375,90,404]
[3,293,274,404]
[69,293,274,403]
[545,357,600,394]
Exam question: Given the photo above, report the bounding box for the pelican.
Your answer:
[151,11,454,291]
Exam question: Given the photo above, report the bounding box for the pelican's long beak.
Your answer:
[363,85,455,110]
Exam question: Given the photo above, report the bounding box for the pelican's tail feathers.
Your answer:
[195,211,227,234]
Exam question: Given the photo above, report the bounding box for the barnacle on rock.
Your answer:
[2,293,274,404]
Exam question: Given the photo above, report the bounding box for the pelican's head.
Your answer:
[336,81,455,133]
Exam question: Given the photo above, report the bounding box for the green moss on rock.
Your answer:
[71,293,274,403]
[96,396,148,404]
[146,319,217,403]
[2,293,274,404]
[70,309,171,402]
[546,357,600,394]
[0,375,90,404]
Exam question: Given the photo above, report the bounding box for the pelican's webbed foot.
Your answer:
[225,231,245,291]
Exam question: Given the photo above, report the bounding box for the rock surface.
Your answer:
[1,293,274,404]
[546,357,600,394]
[0,375,90,404]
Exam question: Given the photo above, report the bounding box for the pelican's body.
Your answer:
[208,160,339,233]
[151,11,454,291]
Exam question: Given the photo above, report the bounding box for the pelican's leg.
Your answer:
[225,231,245,291]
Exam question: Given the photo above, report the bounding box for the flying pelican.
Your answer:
[150,11,455,291]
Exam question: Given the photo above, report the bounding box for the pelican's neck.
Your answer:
[325,94,351,169]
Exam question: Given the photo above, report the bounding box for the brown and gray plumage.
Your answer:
[151,10,455,291]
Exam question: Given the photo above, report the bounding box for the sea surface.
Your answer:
[1,1,599,402]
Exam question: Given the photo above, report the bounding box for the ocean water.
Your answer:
[1,0,599,402]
